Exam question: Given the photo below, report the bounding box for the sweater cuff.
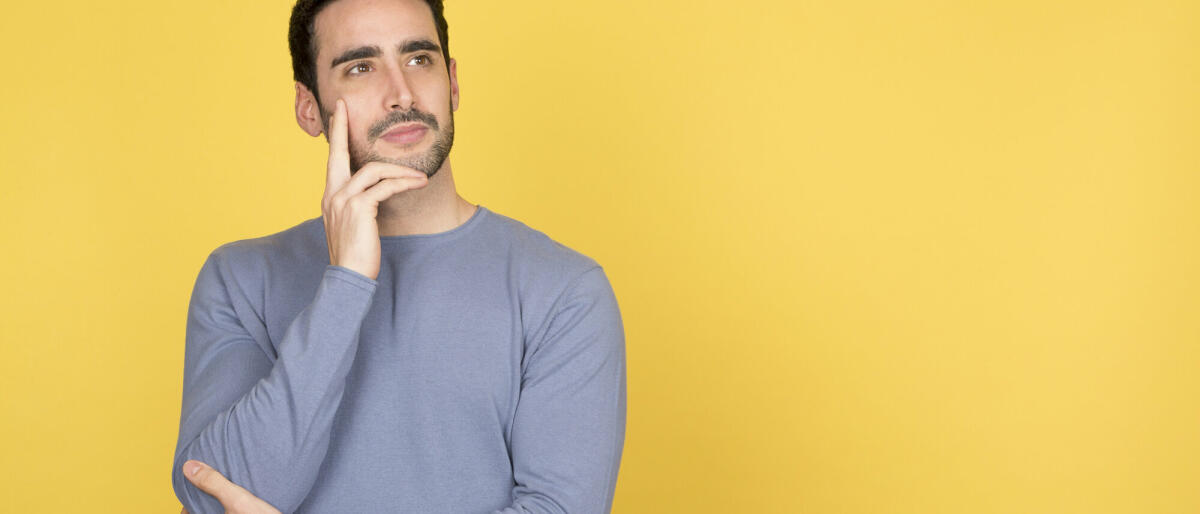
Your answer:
[324,265,378,294]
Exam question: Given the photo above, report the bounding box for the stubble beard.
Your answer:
[322,103,455,179]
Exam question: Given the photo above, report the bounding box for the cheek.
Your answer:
[343,103,372,139]
[351,123,373,149]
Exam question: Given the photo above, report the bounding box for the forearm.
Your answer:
[173,265,377,514]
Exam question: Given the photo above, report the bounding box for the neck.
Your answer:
[375,159,477,237]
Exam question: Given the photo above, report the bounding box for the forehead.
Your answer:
[313,0,438,62]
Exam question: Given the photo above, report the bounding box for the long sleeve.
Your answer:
[171,250,378,514]
[494,267,628,514]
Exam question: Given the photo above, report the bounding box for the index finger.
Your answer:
[326,98,351,191]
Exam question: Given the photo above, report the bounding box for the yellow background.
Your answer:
[1,0,1197,512]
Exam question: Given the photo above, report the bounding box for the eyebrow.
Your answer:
[400,39,441,55]
[329,39,442,69]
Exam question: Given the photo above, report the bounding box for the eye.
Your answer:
[347,62,373,75]
[408,54,432,66]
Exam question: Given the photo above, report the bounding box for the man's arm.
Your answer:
[175,265,626,514]
[495,266,628,514]
[175,97,429,513]
[172,251,377,514]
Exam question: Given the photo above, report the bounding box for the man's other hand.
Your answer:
[179,460,282,514]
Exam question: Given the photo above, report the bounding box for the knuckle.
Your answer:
[380,178,403,192]
[330,191,348,209]
[195,469,218,489]
[349,195,372,209]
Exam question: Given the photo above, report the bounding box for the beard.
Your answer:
[321,102,455,179]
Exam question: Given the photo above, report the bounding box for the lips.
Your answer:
[381,124,428,145]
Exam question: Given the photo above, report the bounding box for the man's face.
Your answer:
[311,0,458,177]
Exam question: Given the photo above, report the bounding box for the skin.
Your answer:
[295,0,476,279]
[181,460,279,514]
[181,1,475,510]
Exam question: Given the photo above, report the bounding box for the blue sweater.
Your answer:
[171,205,626,513]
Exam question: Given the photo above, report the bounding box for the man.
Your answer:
[170,0,627,512]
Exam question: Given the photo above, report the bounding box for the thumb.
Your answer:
[182,460,281,513]
[183,460,205,479]
[182,460,235,500]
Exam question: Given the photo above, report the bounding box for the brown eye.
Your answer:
[408,55,430,66]
[349,62,372,75]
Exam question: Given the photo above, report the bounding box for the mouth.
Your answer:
[380,123,429,146]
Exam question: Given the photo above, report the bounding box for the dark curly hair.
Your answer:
[288,0,451,107]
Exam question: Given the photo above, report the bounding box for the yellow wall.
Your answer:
[1,1,1196,512]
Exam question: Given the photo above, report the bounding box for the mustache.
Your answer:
[367,108,440,141]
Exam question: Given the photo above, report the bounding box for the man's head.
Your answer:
[289,0,458,177]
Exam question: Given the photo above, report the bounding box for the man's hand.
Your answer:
[322,98,429,280]
[179,460,281,514]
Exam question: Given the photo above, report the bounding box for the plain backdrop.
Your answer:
[0,0,1197,512]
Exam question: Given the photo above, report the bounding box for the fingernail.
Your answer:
[185,461,202,477]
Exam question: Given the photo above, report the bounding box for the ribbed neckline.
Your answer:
[377,204,488,244]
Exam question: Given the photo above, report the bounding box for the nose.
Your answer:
[382,64,415,112]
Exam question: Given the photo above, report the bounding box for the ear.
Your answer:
[295,82,324,137]
[448,58,460,112]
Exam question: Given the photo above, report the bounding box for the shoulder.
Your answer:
[475,207,619,341]
[209,216,324,261]
[480,207,600,273]
[199,216,325,290]
[477,207,603,286]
